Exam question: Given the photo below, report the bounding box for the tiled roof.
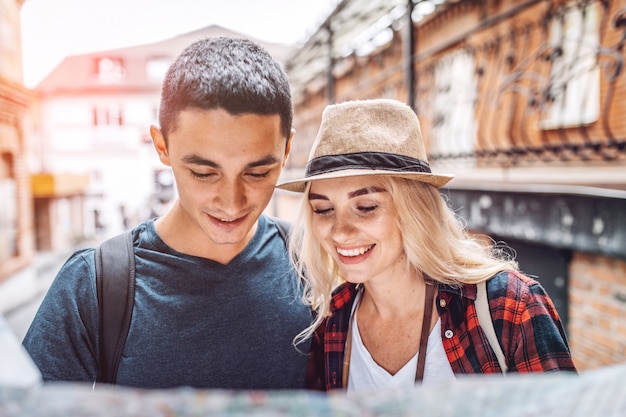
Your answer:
[35,25,293,95]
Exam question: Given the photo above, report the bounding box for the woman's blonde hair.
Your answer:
[290,176,518,345]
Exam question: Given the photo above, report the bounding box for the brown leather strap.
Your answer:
[342,280,437,387]
[415,280,435,382]
[342,291,361,387]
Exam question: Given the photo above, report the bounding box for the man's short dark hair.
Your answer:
[158,36,293,143]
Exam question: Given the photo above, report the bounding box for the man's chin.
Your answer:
[207,224,255,246]
[209,234,247,245]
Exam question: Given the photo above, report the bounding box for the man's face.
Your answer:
[151,108,292,253]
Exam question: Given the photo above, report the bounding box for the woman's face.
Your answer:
[308,175,406,286]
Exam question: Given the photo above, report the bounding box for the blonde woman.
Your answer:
[278,99,576,391]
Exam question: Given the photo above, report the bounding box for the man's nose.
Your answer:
[216,178,246,213]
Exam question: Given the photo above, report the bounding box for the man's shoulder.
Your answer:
[35,247,98,311]
[262,215,291,242]
[57,247,97,276]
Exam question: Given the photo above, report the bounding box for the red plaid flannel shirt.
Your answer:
[306,270,577,390]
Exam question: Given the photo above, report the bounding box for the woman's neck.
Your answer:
[359,271,428,320]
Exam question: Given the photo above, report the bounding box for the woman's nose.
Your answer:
[331,211,357,238]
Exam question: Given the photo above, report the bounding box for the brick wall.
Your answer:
[293,0,626,168]
[569,253,626,371]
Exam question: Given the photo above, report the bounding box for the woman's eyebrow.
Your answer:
[308,192,328,201]
[348,186,386,198]
[308,186,386,201]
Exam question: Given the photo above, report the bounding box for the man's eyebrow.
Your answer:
[180,154,280,169]
[181,155,219,168]
[246,155,280,168]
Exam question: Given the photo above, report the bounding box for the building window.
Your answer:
[93,105,124,126]
[146,56,171,83]
[542,2,600,129]
[0,153,17,261]
[428,49,477,158]
[94,57,126,83]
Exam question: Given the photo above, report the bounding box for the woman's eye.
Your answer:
[312,207,333,215]
[358,205,378,213]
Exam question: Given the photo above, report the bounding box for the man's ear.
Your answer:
[282,129,295,168]
[150,125,171,166]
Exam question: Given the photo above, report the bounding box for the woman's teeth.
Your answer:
[336,245,373,257]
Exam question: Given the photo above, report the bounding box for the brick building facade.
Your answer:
[281,0,626,370]
[0,0,35,283]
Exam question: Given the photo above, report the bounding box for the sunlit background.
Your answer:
[20,0,339,87]
[1,0,626,385]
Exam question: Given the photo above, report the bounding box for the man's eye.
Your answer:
[247,171,270,178]
[190,170,214,179]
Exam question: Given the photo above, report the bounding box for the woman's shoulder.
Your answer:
[486,269,544,300]
[488,269,536,283]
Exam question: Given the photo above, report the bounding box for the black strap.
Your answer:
[95,231,135,384]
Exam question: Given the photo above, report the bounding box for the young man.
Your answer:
[22,37,312,389]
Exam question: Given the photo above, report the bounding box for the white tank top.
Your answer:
[346,295,455,392]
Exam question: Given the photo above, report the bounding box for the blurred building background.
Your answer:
[0,0,625,372]
[0,0,35,281]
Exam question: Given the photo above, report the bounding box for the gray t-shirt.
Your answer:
[23,215,311,389]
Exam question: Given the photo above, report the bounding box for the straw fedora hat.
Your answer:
[277,99,454,192]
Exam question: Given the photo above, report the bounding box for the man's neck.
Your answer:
[154,202,257,264]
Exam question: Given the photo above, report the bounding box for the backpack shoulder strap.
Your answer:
[94,231,136,384]
[475,280,508,373]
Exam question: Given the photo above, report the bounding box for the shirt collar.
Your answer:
[438,282,477,300]
[330,282,359,313]
[331,281,477,309]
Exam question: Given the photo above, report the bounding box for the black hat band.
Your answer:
[305,151,432,178]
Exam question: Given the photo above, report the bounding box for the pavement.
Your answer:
[0,248,76,342]
[0,248,75,389]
